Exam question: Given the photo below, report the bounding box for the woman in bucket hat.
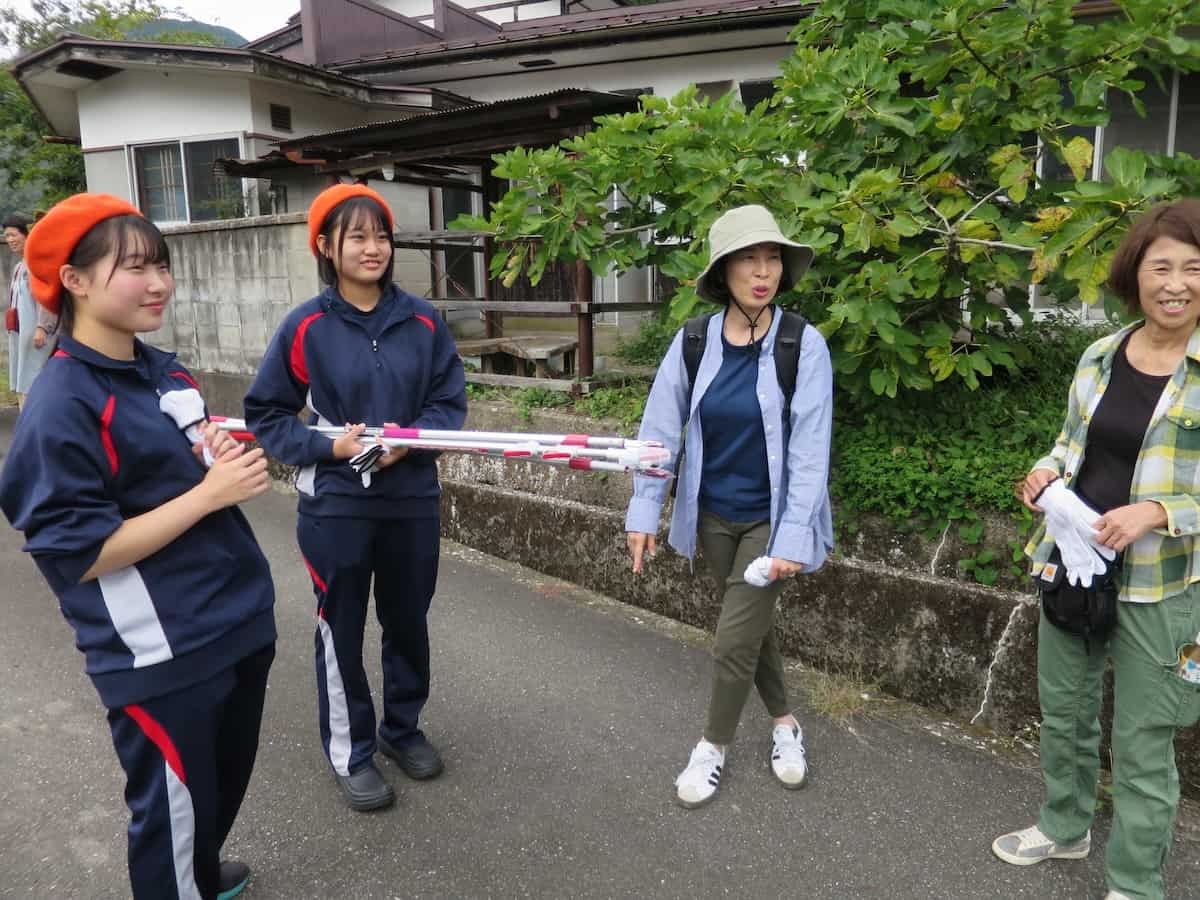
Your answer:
[625,204,834,808]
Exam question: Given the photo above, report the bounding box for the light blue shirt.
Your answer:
[624,308,835,570]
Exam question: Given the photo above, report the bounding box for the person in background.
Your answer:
[5,213,58,407]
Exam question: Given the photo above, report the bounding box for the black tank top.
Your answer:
[1074,334,1171,513]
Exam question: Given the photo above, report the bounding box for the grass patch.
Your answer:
[0,368,16,407]
[802,664,880,727]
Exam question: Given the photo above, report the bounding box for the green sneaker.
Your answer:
[991,825,1090,866]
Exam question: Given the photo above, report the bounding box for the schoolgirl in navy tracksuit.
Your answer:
[245,184,466,811]
[0,194,276,900]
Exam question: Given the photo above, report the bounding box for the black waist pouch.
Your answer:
[1035,545,1120,649]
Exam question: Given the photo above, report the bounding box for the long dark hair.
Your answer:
[60,215,170,335]
[316,196,395,287]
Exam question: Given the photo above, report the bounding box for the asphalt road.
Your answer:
[0,406,1196,899]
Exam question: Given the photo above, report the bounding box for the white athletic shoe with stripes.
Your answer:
[674,740,724,808]
[771,722,808,789]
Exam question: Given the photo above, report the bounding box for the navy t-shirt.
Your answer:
[698,336,772,522]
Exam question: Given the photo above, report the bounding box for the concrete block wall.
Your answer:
[160,214,315,374]
[157,199,436,374]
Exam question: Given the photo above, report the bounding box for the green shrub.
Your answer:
[830,320,1107,532]
[615,315,676,366]
[464,319,1108,572]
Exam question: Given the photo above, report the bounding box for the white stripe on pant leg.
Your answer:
[98,566,173,668]
[317,616,353,776]
[165,761,202,900]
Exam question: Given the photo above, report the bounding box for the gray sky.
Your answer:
[4,0,300,46]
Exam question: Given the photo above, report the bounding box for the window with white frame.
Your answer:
[133,137,243,224]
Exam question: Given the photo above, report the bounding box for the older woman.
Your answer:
[626,205,834,808]
[993,198,1200,900]
[5,213,58,407]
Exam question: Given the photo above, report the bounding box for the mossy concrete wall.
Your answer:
[194,372,1198,798]
[441,399,1197,798]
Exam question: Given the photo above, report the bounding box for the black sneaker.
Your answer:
[378,734,444,780]
[217,860,251,900]
[335,761,396,811]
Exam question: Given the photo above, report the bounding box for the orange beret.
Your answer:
[308,184,394,257]
[25,193,143,314]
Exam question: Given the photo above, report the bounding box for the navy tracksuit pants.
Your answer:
[298,513,440,776]
[106,643,274,900]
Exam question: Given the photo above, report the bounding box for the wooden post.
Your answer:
[481,170,501,339]
[575,259,593,379]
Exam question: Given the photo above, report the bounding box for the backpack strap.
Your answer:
[672,312,714,499]
[681,312,713,415]
[773,310,807,415]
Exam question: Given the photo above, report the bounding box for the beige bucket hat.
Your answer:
[695,205,814,302]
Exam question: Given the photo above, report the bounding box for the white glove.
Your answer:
[1044,504,1108,588]
[743,556,774,587]
[1039,480,1117,563]
[349,443,386,488]
[159,388,213,466]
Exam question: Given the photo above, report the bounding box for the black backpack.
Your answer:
[670,309,807,496]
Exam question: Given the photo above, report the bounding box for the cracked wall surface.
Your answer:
[194,376,1200,799]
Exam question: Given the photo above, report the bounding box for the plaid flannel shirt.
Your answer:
[1026,322,1200,603]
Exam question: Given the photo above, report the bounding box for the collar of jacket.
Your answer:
[56,333,175,378]
[321,283,415,330]
[1083,320,1200,374]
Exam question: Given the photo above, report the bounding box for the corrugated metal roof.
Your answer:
[276,87,637,151]
[334,0,814,69]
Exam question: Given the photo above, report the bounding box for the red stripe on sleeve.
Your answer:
[289,313,325,386]
[53,349,70,358]
[168,369,199,389]
[124,705,187,784]
[413,314,435,333]
[99,394,119,476]
[303,556,328,594]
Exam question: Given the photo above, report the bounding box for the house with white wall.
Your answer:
[13,0,813,225]
[12,0,1200,344]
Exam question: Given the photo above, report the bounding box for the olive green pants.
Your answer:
[1037,587,1200,899]
[698,511,790,746]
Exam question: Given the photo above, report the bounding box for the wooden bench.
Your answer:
[456,334,579,379]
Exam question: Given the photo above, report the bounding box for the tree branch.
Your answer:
[921,197,953,232]
[959,183,1012,224]
[956,28,1003,82]
[955,237,1037,253]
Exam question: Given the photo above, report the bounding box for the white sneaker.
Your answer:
[1104,892,1132,900]
[991,824,1091,866]
[770,723,808,789]
[674,740,724,808]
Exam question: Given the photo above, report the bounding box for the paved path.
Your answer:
[0,407,1196,899]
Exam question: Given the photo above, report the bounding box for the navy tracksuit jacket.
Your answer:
[245,284,466,774]
[0,335,277,899]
